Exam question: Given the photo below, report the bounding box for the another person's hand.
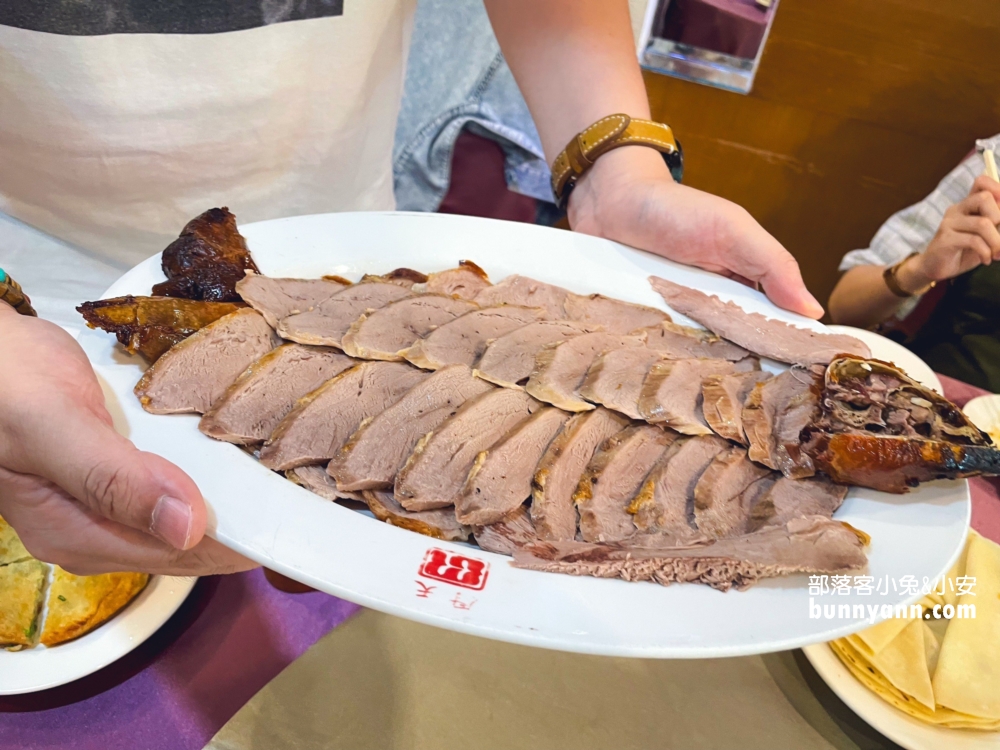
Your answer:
[567,147,825,319]
[0,303,257,576]
[901,175,1000,287]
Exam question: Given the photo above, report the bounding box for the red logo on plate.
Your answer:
[418,548,489,590]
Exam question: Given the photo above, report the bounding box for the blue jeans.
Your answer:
[392,0,554,213]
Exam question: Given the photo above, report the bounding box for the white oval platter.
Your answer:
[78,211,970,658]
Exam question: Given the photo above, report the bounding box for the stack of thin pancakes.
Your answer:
[830,530,1000,730]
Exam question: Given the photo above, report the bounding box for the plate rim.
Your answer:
[82,210,971,659]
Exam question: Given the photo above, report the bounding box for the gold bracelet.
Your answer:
[882,253,936,298]
[550,114,683,210]
[0,268,37,316]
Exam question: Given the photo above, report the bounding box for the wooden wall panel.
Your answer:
[644,0,1000,309]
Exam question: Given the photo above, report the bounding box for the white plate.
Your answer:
[0,575,196,695]
[79,211,971,658]
[803,643,1000,749]
[964,394,1000,443]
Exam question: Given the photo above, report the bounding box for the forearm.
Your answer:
[485,0,822,319]
[828,265,907,328]
[484,0,650,162]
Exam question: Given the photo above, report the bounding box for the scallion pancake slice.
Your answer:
[40,567,149,647]
[0,515,30,566]
[0,560,46,649]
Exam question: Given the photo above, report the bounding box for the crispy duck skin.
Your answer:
[152,265,247,302]
[77,295,241,362]
[159,207,259,301]
[808,433,1000,493]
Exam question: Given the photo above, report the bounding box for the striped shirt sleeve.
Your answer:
[839,133,1000,273]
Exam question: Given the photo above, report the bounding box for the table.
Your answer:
[0,571,358,749]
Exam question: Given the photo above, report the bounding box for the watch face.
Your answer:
[663,138,684,184]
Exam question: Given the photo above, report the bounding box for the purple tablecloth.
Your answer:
[1,375,997,750]
[0,570,359,750]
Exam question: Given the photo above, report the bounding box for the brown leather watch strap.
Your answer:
[0,269,37,317]
[551,114,680,210]
[882,252,936,298]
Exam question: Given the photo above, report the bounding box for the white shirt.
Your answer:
[0,2,413,326]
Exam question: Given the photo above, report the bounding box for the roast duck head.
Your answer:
[802,356,1000,493]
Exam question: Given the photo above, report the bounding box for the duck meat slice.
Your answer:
[743,368,823,477]
[575,425,676,543]
[644,320,749,360]
[692,447,776,539]
[260,361,427,471]
[402,306,546,370]
[414,260,491,300]
[748,475,848,531]
[286,465,362,502]
[638,358,748,434]
[531,408,630,541]
[649,276,870,365]
[475,320,600,389]
[512,516,869,591]
[340,295,478,360]
[457,408,571,525]
[362,491,470,542]
[200,345,355,444]
[473,274,572,319]
[526,331,647,412]
[473,506,539,556]
[276,281,414,347]
[134,308,280,414]
[329,365,493,492]
[628,434,729,533]
[396,389,542,511]
[77,295,242,363]
[702,370,774,444]
[579,347,666,419]
[236,273,350,328]
[562,293,669,333]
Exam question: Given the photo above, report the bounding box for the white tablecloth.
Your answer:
[0,211,123,331]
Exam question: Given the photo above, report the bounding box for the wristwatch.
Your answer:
[551,113,684,210]
[882,253,936,298]
[0,268,37,316]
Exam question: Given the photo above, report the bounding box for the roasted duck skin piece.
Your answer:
[152,265,246,302]
[159,207,259,301]
[808,433,1000,493]
[161,207,257,277]
[802,356,1000,492]
[77,295,241,362]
